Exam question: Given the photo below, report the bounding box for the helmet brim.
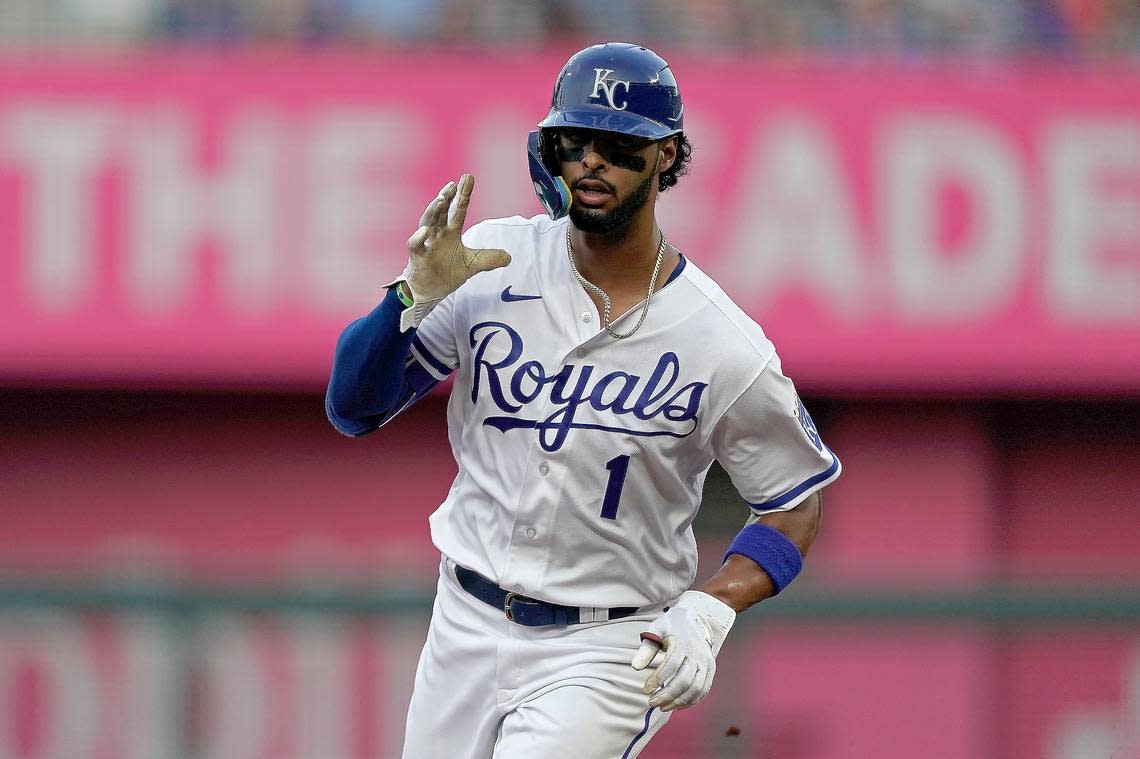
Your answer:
[538,107,681,141]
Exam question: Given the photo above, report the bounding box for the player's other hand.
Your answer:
[389,173,511,332]
[631,591,736,712]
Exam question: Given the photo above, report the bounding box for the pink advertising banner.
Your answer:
[0,54,1138,392]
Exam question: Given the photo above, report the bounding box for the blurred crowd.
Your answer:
[1,0,1139,59]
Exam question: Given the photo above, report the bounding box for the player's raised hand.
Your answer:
[389,173,511,332]
[631,591,736,712]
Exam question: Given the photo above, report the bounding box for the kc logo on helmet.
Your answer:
[590,68,630,111]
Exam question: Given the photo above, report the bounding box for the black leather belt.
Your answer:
[454,565,640,626]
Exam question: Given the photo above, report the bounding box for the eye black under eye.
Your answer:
[554,131,651,171]
[556,142,586,162]
[609,152,647,172]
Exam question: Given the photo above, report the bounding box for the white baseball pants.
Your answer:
[401,558,672,758]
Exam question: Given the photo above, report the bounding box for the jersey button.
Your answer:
[525,527,537,539]
[575,348,586,358]
[538,462,550,476]
[581,312,593,323]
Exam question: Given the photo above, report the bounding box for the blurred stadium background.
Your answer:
[1,1,1139,757]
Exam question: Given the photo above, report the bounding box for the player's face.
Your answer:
[556,129,669,236]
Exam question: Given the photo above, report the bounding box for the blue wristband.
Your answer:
[723,523,803,594]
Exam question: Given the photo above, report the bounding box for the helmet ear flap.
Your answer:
[527,130,572,219]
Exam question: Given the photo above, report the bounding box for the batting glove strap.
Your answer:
[630,591,736,712]
[382,271,443,334]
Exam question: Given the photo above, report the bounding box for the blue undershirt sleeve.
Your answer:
[325,288,425,437]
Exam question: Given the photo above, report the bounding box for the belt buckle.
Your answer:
[503,592,520,622]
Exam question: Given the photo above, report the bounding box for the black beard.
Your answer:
[569,173,654,237]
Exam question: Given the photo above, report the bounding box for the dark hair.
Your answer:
[658,133,692,193]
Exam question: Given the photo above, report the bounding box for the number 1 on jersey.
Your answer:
[600,454,630,520]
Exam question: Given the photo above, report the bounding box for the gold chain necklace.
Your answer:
[566,226,667,340]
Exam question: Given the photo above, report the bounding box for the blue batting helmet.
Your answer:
[528,43,684,219]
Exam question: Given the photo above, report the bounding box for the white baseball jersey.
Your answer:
[397,214,839,609]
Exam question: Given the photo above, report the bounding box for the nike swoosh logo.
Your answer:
[501,286,542,302]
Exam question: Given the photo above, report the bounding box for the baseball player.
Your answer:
[326,42,841,758]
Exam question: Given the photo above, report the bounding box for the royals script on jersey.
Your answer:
[351,215,840,608]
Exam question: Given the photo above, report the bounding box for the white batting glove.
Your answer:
[630,591,736,712]
[387,173,511,332]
